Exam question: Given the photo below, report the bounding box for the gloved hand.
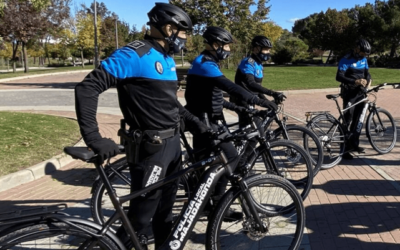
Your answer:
[88,138,119,163]
[233,105,248,114]
[355,79,368,87]
[256,98,278,111]
[272,92,287,104]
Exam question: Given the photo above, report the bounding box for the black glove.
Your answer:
[88,138,119,163]
[256,98,278,111]
[233,105,248,114]
[272,92,286,104]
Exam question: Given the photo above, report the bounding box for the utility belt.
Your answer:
[118,119,179,164]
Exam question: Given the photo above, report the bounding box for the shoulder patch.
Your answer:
[248,58,255,64]
[125,40,151,57]
[201,54,214,63]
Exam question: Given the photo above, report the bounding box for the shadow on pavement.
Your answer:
[0,82,79,89]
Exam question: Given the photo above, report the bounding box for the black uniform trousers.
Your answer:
[192,115,239,202]
[342,87,365,148]
[127,133,181,247]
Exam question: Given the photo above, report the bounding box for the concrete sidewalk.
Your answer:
[0,72,399,249]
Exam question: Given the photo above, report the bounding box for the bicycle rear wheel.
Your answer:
[91,158,192,226]
[0,222,122,249]
[206,174,305,250]
[273,124,323,176]
[366,108,397,154]
[307,114,345,169]
[248,139,313,200]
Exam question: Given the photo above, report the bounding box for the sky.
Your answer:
[73,0,376,31]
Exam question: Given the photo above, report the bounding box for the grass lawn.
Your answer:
[221,66,400,91]
[0,65,94,80]
[0,112,81,177]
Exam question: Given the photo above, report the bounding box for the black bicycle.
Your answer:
[0,128,306,250]
[305,83,398,169]
[91,112,313,228]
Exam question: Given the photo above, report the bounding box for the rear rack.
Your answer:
[0,204,67,223]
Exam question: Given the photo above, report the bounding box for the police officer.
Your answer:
[75,3,207,248]
[232,35,286,126]
[336,38,371,160]
[184,27,278,218]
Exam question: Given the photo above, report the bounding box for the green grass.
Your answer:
[0,65,94,80]
[221,66,400,91]
[0,112,81,177]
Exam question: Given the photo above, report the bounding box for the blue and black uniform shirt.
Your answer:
[336,53,371,90]
[233,54,275,106]
[184,51,257,117]
[75,37,182,145]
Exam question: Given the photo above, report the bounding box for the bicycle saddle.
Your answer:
[326,94,340,99]
[64,147,95,161]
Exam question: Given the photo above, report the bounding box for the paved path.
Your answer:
[0,72,399,249]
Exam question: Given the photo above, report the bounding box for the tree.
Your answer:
[76,13,101,67]
[0,0,70,72]
[261,22,283,44]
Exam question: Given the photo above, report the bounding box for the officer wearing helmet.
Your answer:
[336,38,372,160]
[184,27,277,219]
[75,3,207,248]
[232,35,286,126]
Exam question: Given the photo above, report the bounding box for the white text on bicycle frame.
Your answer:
[171,172,216,244]
[357,103,369,133]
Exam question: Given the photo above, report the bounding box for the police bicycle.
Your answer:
[0,128,306,250]
[305,83,398,169]
[90,111,313,228]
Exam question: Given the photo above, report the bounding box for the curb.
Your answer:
[0,139,85,193]
[0,70,92,83]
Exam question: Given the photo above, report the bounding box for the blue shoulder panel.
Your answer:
[188,55,223,77]
[338,56,369,72]
[238,57,263,78]
[102,45,177,81]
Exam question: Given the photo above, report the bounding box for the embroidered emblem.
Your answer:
[126,40,145,50]
[248,58,255,64]
[256,69,260,75]
[352,63,357,67]
[156,62,163,74]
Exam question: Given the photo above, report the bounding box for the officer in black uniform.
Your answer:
[336,39,371,160]
[75,3,207,248]
[232,35,286,126]
[185,27,278,218]
[231,35,286,168]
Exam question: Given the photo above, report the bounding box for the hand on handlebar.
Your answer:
[256,98,278,111]
[272,92,287,104]
[355,79,368,87]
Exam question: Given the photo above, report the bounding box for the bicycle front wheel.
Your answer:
[248,139,314,200]
[273,124,323,176]
[0,222,122,250]
[366,108,397,154]
[307,114,345,169]
[206,174,305,250]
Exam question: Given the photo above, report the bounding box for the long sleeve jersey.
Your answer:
[336,53,371,90]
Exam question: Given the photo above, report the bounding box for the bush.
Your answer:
[271,48,292,65]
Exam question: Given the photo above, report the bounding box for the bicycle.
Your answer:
[91,112,313,227]
[305,83,398,169]
[0,128,306,250]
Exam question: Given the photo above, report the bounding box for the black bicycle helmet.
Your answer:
[251,36,273,48]
[203,26,234,45]
[147,3,192,31]
[356,39,371,54]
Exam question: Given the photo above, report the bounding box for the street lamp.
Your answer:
[93,0,99,67]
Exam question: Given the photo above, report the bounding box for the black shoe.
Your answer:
[223,209,243,222]
[356,146,365,153]
[342,152,353,160]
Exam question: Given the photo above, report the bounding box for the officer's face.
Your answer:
[260,47,271,54]
[167,24,188,39]
[354,47,366,58]
[213,42,231,51]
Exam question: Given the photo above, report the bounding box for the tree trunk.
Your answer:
[12,61,16,73]
[22,42,29,73]
[81,50,85,68]
[34,57,36,65]
[389,43,398,58]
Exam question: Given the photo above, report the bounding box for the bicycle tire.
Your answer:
[366,108,397,154]
[273,124,323,176]
[91,158,192,226]
[307,114,345,169]
[0,221,122,250]
[205,174,305,250]
[248,139,314,201]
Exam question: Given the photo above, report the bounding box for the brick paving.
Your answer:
[0,73,400,249]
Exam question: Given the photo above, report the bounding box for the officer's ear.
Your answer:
[212,42,219,51]
[162,24,173,37]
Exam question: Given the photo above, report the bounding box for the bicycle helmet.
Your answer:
[147,3,192,31]
[355,39,371,54]
[203,26,234,45]
[251,36,273,48]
